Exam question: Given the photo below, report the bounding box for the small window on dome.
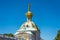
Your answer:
[32,24,35,28]
[23,25,25,27]
[26,25,29,27]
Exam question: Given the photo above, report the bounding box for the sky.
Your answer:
[0,0,60,40]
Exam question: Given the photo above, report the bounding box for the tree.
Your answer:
[3,33,14,37]
[55,30,60,40]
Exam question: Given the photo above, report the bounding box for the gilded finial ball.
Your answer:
[26,11,33,19]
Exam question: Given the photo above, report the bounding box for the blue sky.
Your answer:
[0,0,60,40]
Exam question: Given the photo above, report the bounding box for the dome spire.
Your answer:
[28,4,30,11]
[26,3,33,21]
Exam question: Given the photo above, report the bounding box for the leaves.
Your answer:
[3,33,14,37]
[55,30,60,40]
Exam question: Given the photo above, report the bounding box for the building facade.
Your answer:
[14,4,41,40]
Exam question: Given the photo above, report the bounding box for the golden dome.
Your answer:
[26,11,33,19]
[25,4,33,19]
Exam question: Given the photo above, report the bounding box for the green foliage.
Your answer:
[3,33,14,37]
[55,30,60,40]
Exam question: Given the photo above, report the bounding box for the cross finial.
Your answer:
[28,4,30,11]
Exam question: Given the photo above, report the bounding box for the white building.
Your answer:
[15,4,41,40]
